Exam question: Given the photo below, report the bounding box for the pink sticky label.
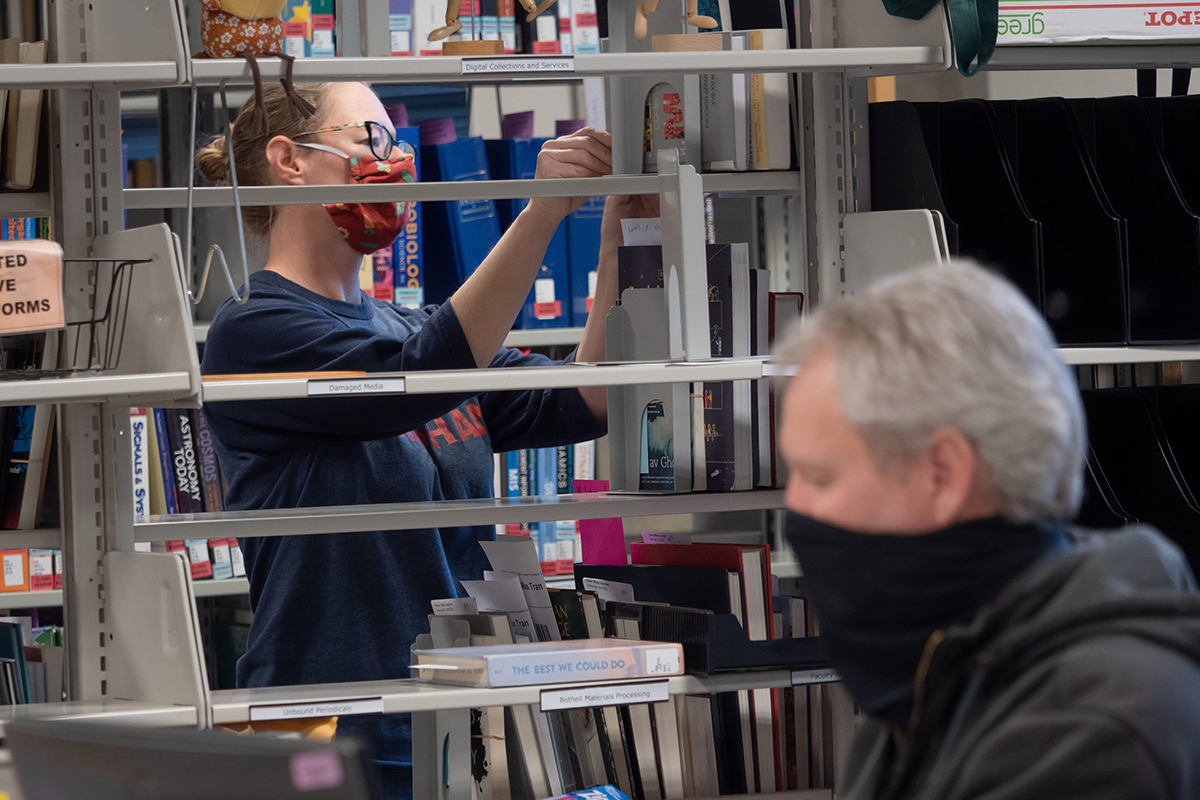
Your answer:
[574,480,628,566]
[290,751,345,792]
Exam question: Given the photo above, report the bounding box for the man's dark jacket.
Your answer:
[840,526,1200,800]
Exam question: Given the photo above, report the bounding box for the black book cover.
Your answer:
[191,409,224,513]
[163,409,204,514]
[574,563,734,614]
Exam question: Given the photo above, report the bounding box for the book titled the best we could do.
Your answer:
[412,638,685,688]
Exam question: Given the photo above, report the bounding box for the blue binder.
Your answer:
[567,195,604,327]
[484,138,570,330]
[420,137,502,305]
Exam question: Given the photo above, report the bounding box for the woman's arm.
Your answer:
[574,192,661,420]
[451,128,613,368]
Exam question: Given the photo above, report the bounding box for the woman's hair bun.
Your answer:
[195,133,231,185]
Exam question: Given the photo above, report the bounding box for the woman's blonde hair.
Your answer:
[194,82,331,237]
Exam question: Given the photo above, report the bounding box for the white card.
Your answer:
[480,539,562,642]
[622,217,662,246]
[462,575,536,643]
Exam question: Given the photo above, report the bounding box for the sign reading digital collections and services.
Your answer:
[998,0,1200,44]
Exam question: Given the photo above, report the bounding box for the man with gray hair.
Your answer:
[780,260,1200,799]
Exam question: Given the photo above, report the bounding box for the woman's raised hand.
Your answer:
[528,127,613,222]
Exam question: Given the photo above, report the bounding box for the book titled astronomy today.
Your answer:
[411,638,685,687]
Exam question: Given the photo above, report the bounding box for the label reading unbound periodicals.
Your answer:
[250,697,385,722]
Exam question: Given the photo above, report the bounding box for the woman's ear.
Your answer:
[264,135,305,185]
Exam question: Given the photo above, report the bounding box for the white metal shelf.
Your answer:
[1057,347,1200,365]
[201,358,772,402]
[134,490,785,542]
[989,43,1200,70]
[0,192,51,217]
[0,62,180,88]
[191,577,250,598]
[209,667,812,723]
[124,171,803,210]
[0,529,61,550]
[0,372,193,406]
[0,700,199,736]
[189,48,944,87]
[0,590,62,608]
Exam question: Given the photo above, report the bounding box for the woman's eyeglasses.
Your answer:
[294,120,398,161]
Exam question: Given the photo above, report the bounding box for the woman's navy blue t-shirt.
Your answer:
[200,270,605,797]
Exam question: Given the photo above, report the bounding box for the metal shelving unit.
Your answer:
[0,590,63,609]
[135,490,785,542]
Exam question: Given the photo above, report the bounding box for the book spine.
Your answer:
[537,448,558,575]
[229,539,247,578]
[310,0,336,56]
[557,0,573,53]
[209,539,233,581]
[517,448,531,533]
[185,539,213,581]
[748,30,767,170]
[28,548,52,590]
[282,0,314,57]
[556,445,574,574]
[498,0,516,52]
[151,409,179,516]
[504,450,523,535]
[0,549,27,592]
[164,410,203,515]
[389,0,414,55]
[191,410,223,514]
[130,408,149,519]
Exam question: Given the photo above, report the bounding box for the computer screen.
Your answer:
[6,717,383,800]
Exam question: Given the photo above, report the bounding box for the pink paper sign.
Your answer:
[574,480,628,565]
[290,750,345,792]
[0,239,64,335]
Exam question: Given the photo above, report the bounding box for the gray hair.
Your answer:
[780,260,1085,522]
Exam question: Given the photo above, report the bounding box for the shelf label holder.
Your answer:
[791,668,841,686]
[461,56,574,75]
[540,679,670,712]
[308,377,407,396]
[249,696,386,722]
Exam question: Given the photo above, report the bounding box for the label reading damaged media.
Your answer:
[308,377,407,396]
[540,680,669,712]
[249,697,386,722]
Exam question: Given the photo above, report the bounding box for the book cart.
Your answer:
[1,0,1198,796]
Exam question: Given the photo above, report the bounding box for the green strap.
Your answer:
[880,0,998,77]
[947,0,997,75]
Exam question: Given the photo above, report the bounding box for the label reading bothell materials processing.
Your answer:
[541,680,669,711]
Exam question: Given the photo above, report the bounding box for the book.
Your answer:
[130,408,150,520]
[389,0,414,55]
[567,194,604,327]
[519,0,561,53]
[570,0,600,53]
[0,37,19,155]
[412,0,445,54]
[498,0,516,52]
[0,620,30,702]
[3,39,45,190]
[413,638,684,687]
[310,0,336,56]
[149,409,179,515]
[557,0,573,53]
[485,137,570,329]
[163,410,203,515]
[750,269,771,488]
[282,0,313,57]
[768,292,803,487]
[28,548,52,591]
[643,81,687,173]
[536,447,558,574]
[391,125,424,307]
[420,136,502,305]
[209,539,234,581]
[555,445,575,574]
[0,549,26,592]
[191,410,223,514]
[746,28,791,171]
[700,32,749,171]
[185,539,214,581]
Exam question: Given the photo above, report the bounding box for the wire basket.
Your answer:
[0,258,151,380]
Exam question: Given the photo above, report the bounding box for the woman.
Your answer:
[197,81,653,797]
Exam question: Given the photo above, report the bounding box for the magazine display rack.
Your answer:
[9,0,1199,797]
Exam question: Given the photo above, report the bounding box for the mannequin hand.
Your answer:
[528,127,613,223]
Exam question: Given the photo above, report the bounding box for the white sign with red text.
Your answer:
[998,0,1200,44]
